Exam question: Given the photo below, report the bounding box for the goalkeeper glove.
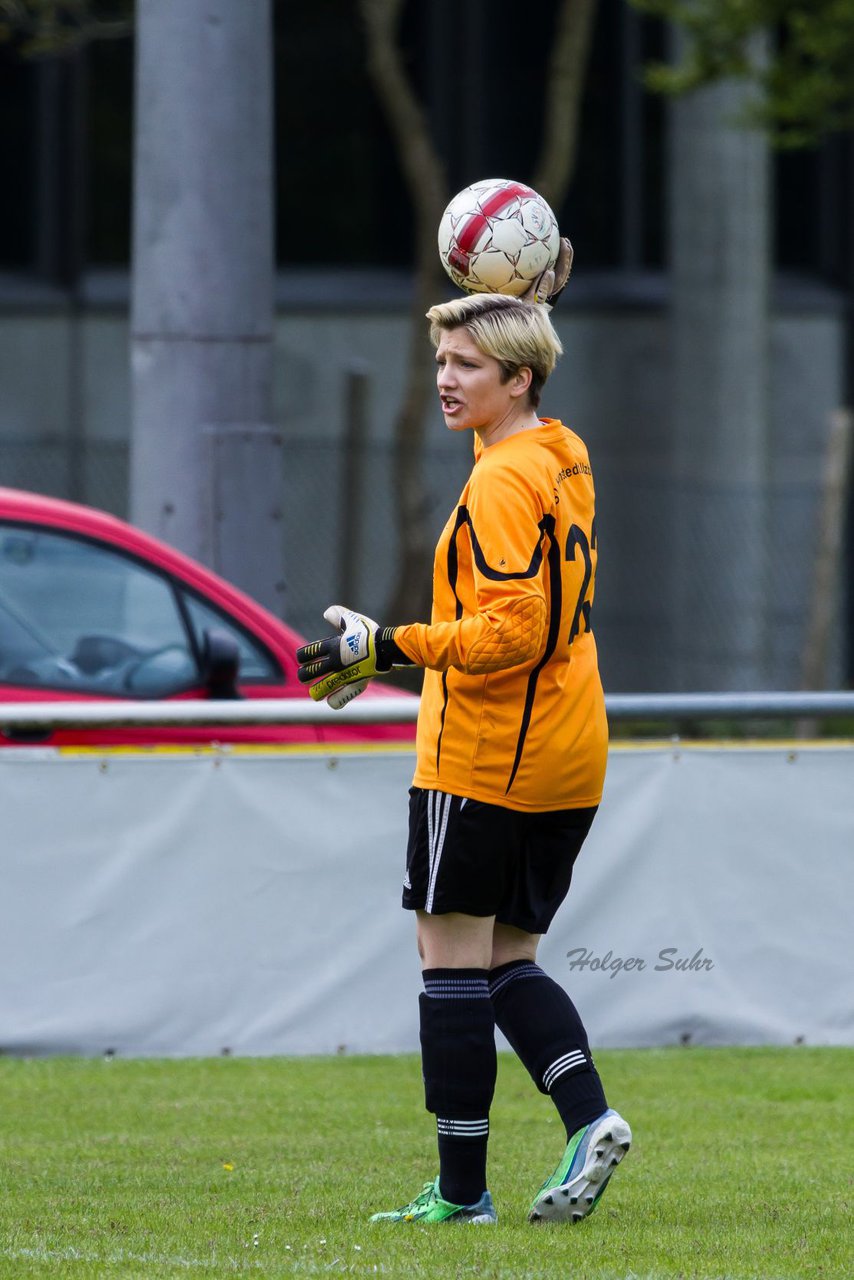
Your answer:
[295,605,411,708]
[524,236,574,306]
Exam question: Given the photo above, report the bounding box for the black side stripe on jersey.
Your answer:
[435,505,552,773]
[505,514,562,796]
[436,670,450,773]
[436,509,467,772]
[462,505,546,581]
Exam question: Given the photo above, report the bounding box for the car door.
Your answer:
[0,520,318,747]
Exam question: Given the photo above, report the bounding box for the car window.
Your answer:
[0,525,199,697]
[180,591,282,682]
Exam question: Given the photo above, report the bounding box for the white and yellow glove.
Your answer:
[296,605,410,709]
[523,235,574,306]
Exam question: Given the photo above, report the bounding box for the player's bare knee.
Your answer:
[490,923,540,970]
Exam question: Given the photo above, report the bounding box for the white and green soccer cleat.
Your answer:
[370,1177,497,1225]
[528,1108,631,1224]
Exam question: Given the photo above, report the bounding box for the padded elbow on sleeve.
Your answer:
[465,596,547,674]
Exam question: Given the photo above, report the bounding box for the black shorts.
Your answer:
[403,787,597,935]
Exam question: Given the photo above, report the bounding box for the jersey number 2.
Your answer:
[565,523,595,645]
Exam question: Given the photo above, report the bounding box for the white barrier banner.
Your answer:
[0,743,851,1056]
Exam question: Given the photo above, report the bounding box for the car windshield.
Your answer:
[0,525,199,697]
[0,594,61,663]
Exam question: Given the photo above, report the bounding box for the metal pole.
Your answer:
[130,0,284,614]
[338,364,370,602]
[2,691,854,733]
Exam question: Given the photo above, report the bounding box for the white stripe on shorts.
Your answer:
[425,790,452,913]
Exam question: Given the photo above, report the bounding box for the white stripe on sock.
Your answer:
[436,1117,489,1137]
[543,1050,588,1092]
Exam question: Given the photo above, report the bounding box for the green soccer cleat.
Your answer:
[528,1108,631,1224]
[370,1177,497,1225]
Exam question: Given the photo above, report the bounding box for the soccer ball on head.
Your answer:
[438,178,561,297]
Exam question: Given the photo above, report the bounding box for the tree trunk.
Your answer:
[534,0,600,206]
[360,0,447,624]
[360,0,598,627]
[385,251,447,626]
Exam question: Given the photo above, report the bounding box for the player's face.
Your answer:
[435,329,528,434]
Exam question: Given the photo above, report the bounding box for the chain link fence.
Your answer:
[0,432,842,693]
[1,438,129,517]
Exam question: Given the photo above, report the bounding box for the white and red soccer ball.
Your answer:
[438,178,561,297]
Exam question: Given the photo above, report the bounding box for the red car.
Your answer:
[0,488,416,749]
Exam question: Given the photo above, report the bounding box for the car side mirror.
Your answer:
[201,628,241,700]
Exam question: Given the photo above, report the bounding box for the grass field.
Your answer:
[0,1047,850,1279]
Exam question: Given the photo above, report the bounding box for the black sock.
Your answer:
[420,968,496,1205]
[489,959,607,1140]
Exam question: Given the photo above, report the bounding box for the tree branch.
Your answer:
[0,0,132,55]
[358,0,446,239]
[534,0,600,206]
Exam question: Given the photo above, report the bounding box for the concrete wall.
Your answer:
[0,273,846,691]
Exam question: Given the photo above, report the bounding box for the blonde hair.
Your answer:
[426,293,563,408]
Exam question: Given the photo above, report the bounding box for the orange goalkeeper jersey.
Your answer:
[394,418,607,812]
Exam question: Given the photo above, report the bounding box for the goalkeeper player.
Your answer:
[297,274,631,1226]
